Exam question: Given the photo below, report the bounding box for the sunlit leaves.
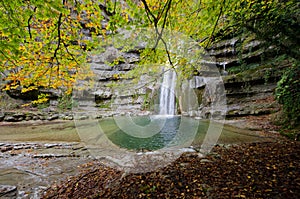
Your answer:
[2,0,296,106]
[0,0,107,104]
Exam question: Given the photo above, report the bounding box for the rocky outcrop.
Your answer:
[0,141,91,198]
[70,45,155,116]
[185,34,285,119]
[0,111,74,122]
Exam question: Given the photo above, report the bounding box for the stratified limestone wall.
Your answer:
[186,34,285,119]
[70,46,156,117]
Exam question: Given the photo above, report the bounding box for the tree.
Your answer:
[0,0,106,104]
[1,0,298,107]
[0,0,227,105]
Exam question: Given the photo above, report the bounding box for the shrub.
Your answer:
[275,60,300,128]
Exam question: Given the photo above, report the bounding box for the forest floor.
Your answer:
[42,140,300,199]
[42,115,300,199]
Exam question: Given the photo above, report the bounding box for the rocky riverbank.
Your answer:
[0,141,93,198]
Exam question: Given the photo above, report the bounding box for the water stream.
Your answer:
[159,69,177,115]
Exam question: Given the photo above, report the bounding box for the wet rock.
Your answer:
[116,63,135,71]
[92,46,120,63]
[189,76,206,89]
[0,185,17,198]
[63,115,74,120]
[47,114,59,121]
[200,159,212,163]
[4,116,18,122]
[0,114,4,122]
[44,144,59,148]
[0,146,13,152]
[32,154,79,158]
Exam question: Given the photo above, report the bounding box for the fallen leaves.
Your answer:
[43,140,300,199]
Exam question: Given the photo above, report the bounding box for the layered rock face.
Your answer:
[188,35,284,119]
[72,33,284,119]
[0,32,284,120]
[70,46,155,118]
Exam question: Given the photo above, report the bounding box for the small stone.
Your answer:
[0,146,13,152]
[64,115,74,120]
[47,114,59,121]
[200,158,212,163]
[180,163,190,167]
[44,144,58,148]
[4,116,18,122]
[79,115,89,120]
[32,116,39,120]
[25,116,32,121]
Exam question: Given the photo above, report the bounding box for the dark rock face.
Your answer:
[6,87,39,101]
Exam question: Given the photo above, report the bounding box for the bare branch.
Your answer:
[27,7,37,40]
[140,0,158,24]
[205,0,226,48]
[62,41,80,65]
[53,12,63,67]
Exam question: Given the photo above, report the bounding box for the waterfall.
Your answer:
[159,69,177,115]
[222,63,228,76]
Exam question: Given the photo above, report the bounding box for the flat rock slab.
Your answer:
[0,142,92,198]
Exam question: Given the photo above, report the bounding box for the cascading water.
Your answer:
[159,69,177,115]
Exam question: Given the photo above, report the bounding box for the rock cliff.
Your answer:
[0,32,286,121]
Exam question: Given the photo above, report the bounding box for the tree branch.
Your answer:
[141,0,158,24]
[53,12,63,67]
[27,7,37,40]
[62,41,80,65]
[205,0,226,48]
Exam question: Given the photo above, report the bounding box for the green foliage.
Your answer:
[275,60,300,128]
[279,128,300,140]
[225,0,300,60]
[57,94,76,110]
[0,0,102,104]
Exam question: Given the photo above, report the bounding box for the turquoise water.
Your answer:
[98,116,209,151]
[75,115,271,152]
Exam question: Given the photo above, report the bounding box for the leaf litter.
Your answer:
[43,140,300,199]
